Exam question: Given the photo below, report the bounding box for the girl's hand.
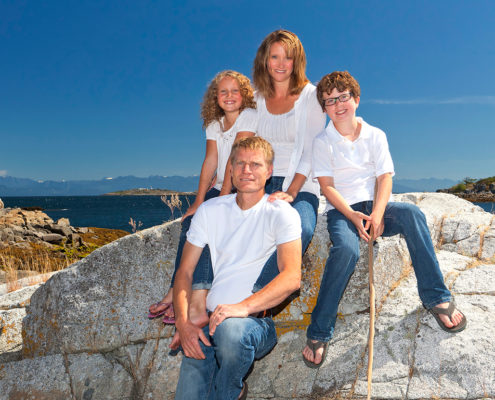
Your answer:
[349,211,372,242]
[181,202,201,222]
[268,191,294,203]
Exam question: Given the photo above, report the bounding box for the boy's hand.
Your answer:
[365,212,385,240]
[350,211,372,241]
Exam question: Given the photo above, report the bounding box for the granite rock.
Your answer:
[0,193,493,399]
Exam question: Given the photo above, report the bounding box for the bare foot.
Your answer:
[302,340,326,366]
[434,302,464,328]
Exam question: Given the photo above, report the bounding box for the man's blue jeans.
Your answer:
[307,201,452,342]
[175,317,277,400]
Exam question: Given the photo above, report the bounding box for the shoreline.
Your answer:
[436,191,495,203]
[102,189,196,196]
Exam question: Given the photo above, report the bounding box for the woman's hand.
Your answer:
[181,202,201,222]
[268,191,294,203]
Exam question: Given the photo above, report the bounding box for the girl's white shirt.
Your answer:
[255,83,326,196]
[205,108,257,191]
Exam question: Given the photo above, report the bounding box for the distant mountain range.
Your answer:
[0,175,200,196]
[0,175,458,196]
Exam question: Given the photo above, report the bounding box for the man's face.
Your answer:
[231,148,272,194]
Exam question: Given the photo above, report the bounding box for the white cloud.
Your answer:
[365,96,495,105]
[0,170,7,177]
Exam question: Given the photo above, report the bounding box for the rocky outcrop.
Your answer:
[0,198,4,209]
[0,193,494,399]
[0,208,84,249]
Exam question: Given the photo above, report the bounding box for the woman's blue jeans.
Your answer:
[171,176,319,292]
[306,201,452,342]
[170,188,219,289]
[252,176,318,292]
[175,317,277,400]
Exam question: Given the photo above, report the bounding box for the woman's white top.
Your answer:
[257,108,296,176]
[206,108,257,190]
[256,83,326,196]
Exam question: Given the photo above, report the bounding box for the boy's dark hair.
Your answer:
[316,71,361,112]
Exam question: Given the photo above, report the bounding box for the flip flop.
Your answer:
[428,300,467,333]
[147,301,172,319]
[238,382,248,400]
[303,338,329,369]
[162,310,176,325]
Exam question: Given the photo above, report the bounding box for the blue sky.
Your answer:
[1,0,494,182]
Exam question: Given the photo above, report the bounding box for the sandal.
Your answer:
[428,300,467,333]
[147,301,172,319]
[238,382,248,400]
[303,338,329,368]
[162,304,175,325]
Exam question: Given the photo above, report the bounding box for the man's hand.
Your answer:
[176,319,211,360]
[208,303,249,336]
[268,191,294,203]
[349,211,372,242]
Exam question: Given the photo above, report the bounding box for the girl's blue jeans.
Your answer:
[170,176,318,292]
[170,188,219,289]
[306,200,452,342]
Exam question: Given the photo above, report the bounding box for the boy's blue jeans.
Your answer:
[171,176,318,292]
[307,201,452,342]
[175,317,277,400]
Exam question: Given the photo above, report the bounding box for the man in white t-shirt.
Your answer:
[302,71,467,368]
[173,136,302,400]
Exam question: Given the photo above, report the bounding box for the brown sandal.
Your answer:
[428,300,467,333]
[303,338,329,368]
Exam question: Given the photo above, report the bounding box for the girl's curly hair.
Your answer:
[201,70,256,129]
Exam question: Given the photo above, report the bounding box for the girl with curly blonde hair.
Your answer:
[149,70,257,324]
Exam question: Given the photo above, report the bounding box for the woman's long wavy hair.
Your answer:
[201,70,256,129]
[253,29,309,98]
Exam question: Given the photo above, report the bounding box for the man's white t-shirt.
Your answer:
[312,117,395,212]
[205,108,257,191]
[186,194,301,312]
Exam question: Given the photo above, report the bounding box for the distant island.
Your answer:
[103,188,196,196]
[437,176,495,202]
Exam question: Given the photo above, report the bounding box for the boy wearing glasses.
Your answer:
[302,71,466,368]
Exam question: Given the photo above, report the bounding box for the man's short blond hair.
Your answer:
[230,136,274,166]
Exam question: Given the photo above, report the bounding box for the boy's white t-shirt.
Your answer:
[312,117,395,212]
[205,108,257,191]
[186,193,301,312]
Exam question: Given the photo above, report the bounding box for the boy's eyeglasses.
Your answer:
[324,92,353,107]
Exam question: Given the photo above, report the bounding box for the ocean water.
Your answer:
[2,196,494,233]
[1,195,195,232]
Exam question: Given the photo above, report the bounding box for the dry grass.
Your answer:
[0,227,129,291]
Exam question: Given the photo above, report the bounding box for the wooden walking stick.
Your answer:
[367,181,378,400]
